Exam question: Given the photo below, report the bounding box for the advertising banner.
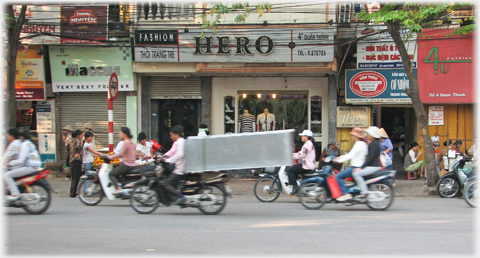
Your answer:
[60,5,108,44]
[337,106,371,128]
[15,46,46,100]
[356,25,417,69]
[417,29,474,104]
[49,46,134,92]
[36,99,56,167]
[14,5,61,44]
[428,106,444,126]
[134,28,334,62]
[345,69,414,104]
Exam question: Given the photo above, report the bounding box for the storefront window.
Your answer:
[237,93,308,149]
[310,95,322,137]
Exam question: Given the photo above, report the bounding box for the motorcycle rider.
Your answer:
[161,125,187,205]
[3,129,41,201]
[3,128,22,169]
[351,126,383,200]
[288,130,316,195]
[333,127,368,202]
[102,127,137,195]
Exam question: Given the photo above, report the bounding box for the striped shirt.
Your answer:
[239,114,255,133]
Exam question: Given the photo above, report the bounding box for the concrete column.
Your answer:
[201,76,212,128]
[328,74,338,143]
[126,92,137,142]
[141,76,150,138]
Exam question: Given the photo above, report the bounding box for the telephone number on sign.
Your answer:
[297,50,326,56]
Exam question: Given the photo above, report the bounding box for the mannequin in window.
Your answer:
[239,109,255,133]
[257,108,275,131]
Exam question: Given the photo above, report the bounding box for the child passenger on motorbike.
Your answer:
[160,125,187,205]
[288,130,316,195]
[103,127,136,195]
[351,126,383,200]
[333,127,368,202]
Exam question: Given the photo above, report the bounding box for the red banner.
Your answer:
[417,29,475,103]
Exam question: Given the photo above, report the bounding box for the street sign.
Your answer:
[108,72,118,101]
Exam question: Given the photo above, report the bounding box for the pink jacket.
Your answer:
[108,140,136,166]
[293,140,316,170]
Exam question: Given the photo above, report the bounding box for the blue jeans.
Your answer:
[83,162,93,192]
[336,166,359,195]
[386,165,395,184]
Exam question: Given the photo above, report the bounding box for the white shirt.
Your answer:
[8,140,41,168]
[336,140,368,168]
[136,141,153,158]
[3,139,22,165]
[114,141,124,161]
[83,142,95,164]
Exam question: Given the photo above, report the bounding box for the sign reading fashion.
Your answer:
[337,106,371,128]
[357,25,417,69]
[417,29,474,104]
[345,69,414,104]
[49,46,134,92]
[134,28,334,62]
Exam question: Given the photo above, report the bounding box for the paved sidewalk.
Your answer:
[46,173,434,198]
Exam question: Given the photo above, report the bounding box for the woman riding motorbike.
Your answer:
[288,130,316,195]
[333,127,368,202]
[3,129,41,201]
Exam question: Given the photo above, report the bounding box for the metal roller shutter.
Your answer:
[59,92,127,164]
[150,77,202,99]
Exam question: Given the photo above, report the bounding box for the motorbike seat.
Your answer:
[127,165,157,175]
[363,169,392,180]
[12,169,46,180]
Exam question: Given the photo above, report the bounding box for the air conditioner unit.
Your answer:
[339,4,352,23]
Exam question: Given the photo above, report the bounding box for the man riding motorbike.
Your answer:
[3,129,41,201]
[160,125,187,205]
[3,128,22,170]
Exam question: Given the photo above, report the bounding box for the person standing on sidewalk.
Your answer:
[69,130,84,198]
[378,128,394,185]
[62,125,73,179]
[83,131,102,174]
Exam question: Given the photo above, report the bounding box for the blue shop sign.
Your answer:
[345,69,415,104]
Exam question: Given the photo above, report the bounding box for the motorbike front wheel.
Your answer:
[22,182,51,215]
[130,185,159,214]
[78,180,104,206]
[254,177,280,202]
[298,183,327,210]
[198,184,227,215]
[464,181,477,208]
[437,177,460,198]
[367,182,394,211]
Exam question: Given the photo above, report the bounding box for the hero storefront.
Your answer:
[49,46,136,163]
[133,28,336,149]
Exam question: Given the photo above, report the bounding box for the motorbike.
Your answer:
[463,176,477,208]
[437,153,476,198]
[129,159,231,215]
[253,165,324,202]
[298,166,396,211]
[4,168,54,214]
[77,157,156,206]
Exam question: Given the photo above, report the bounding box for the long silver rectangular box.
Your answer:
[185,129,295,172]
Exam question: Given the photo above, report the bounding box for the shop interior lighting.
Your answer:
[272,94,277,99]
[257,94,262,98]
[243,94,247,98]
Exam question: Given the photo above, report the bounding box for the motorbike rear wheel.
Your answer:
[130,185,159,214]
[198,184,227,215]
[437,177,460,198]
[298,183,327,210]
[78,180,104,206]
[464,181,477,208]
[22,182,51,215]
[367,182,394,211]
[254,177,280,202]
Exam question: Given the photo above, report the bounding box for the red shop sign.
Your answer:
[349,71,387,98]
[418,29,475,104]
